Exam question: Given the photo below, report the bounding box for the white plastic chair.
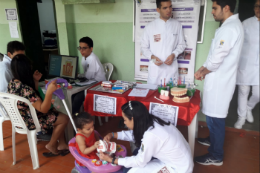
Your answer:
[0,102,10,151]
[0,92,41,170]
[102,63,114,81]
[98,63,114,126]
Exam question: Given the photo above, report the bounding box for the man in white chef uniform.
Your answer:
[234,0,260,129]
[194,0,244,165]
[141,0,186,85]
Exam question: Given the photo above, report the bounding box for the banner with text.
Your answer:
[134,0,201,84]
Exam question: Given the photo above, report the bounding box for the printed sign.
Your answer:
[93,94,117,115]
[5,9,17,20]
[134,0,201,84]
[149,102,179,126]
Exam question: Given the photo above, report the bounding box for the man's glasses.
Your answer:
[77,46,89,50]
[254,5,260,9]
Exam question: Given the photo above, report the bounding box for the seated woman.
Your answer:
[8,54,69,157]
[100,101,194,173]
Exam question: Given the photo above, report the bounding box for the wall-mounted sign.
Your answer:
[5,9,18,20]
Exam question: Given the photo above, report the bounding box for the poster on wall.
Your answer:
[134,0,201,84]
[5,9,17,20]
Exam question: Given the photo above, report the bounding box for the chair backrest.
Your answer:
[102,63,114,81]
[0,102,10,120]
[0,92,41,134]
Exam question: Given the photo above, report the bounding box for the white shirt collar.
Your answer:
[158,17,172,23]
[84,52,94,60]
[254,15,259,21]
[222,14,239,26]
[3,54,12,63]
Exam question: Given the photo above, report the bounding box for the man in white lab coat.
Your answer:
[72,37,106,113]
[234,0,260,129]
[0,41,25,93]
[194,0,244,165]
[141,0,186,85]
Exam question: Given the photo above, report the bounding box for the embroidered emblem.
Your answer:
[220,40,225,45]
[154,34,161,42]
[141,143,144,152]
[157,166,170,173]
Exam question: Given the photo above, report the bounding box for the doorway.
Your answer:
[16,0,59,79]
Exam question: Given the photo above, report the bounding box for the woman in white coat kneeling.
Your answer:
[99,101,193,173]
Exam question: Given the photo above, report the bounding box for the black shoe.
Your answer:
[195,153,223,166]
[37,133,52,141]
[197,136,211,146]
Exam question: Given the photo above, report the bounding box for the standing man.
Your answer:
[235,0,260,129]
[141,0,186,85]
[194,0,244,165]
[0,41,25,93]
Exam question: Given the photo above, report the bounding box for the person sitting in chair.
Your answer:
[8,54,70,157]
[72,37,106,114]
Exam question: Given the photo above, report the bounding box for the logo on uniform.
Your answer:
[220,40,225,45]
[154,34,161,42]
[157,166,170,173]
[141,143,144,152]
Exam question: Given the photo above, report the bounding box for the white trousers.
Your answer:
[237,85,259,118]
[128,159,176,173]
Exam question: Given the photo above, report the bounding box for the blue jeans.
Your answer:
[206,116,225,161]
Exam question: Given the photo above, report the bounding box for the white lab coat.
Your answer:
[202,14,244,118]
[0,55,13,93]
[117,122,193,173]
[81,52,106,82]
[141,18,186,85]
[236,16,259,85]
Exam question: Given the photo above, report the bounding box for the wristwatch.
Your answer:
[112,155,116,165]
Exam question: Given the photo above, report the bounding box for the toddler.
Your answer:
[73,112,100,166]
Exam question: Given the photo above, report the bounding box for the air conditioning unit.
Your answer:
[62,0,115,4]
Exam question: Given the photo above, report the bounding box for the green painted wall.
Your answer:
[0,0,22,54]
[53,0,219,85]
[53,0,220,122]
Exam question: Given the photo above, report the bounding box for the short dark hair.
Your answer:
[73,112,95,129]
[156,0,171,8]
[7,41,25,54]
[121,101,170,148]
[212,0,237,13]
[79,37,93,48]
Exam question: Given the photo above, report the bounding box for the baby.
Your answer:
[74,112,100,166]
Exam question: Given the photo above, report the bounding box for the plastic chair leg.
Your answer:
[27,130,39,169]
[98,117,103,126]
[105,117,108,122]
[12,125,16,165]
[0,117,4,151]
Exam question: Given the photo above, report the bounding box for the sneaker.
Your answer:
[195,153,223,166]
[197,137,211,146]
[246,110,254,123]
[234,117,246,129]
[37,133,52,141]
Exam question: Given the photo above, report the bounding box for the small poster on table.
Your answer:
[94,94,117,115]
[149,102,179,126]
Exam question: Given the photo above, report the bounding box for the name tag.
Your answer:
[154,34,161,42]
